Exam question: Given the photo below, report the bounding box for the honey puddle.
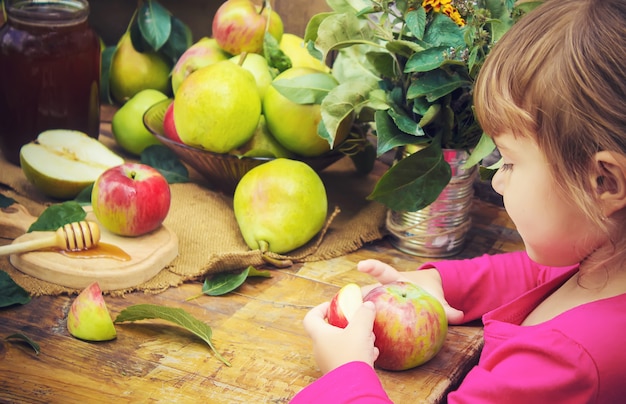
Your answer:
[59,242,131,261]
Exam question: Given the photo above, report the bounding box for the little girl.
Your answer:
[291,0,626,402]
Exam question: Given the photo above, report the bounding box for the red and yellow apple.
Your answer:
[328,283,363,328]
[170,37,230,94]
[163,102,182,143]
[67,282,116,341]
[91,163,171,237]
[212,0,283,55]
[364,281,448,371]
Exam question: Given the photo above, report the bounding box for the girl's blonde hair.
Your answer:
[474,0,626,240]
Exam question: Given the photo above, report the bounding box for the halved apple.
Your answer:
[67,282,117,342]
[328,283,364,328]
[20,130,124,199]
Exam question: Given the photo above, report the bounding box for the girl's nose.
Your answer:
[491,168,505,196]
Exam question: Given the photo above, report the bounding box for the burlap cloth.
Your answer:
[0,136,388,296]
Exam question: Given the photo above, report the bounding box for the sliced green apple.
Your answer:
[20,129,124,199]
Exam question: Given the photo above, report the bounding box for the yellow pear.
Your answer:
[20,130,124,200]
[109,33,171,104]
[228,53,273,100]
[174,61,261,153]
[279,33,330,73]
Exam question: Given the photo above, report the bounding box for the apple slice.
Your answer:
[328,283,363,328]
[20,129,124,200]
[67,282,117,341]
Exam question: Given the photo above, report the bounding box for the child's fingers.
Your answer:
[303,301,331,337]
[357,259,404,284]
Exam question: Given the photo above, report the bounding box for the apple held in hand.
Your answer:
[364,281,448,371]
[67,282,116,341]
[212,0,283,55]
[328,283,363,328]
[91,163,171,237]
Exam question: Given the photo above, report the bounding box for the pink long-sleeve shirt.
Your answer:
[291,251,626,403]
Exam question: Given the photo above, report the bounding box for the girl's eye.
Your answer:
[500,163,513,172]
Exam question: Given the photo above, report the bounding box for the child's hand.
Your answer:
[357,259,465,325]
[303,300,379,375]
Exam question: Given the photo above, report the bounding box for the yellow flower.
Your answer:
[422,0,465,27]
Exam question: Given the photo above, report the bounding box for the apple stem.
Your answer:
[238,52,248,66]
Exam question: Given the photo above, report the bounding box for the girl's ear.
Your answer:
[592,151,626,217]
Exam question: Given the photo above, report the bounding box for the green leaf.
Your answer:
[100,46,115,104]
[272,73,337,104]
[28,202,86,233]
[465,133,496,167]
[0,271,31,307]
[263,32,292,73]
[315,12,377,61]
[387,108,423,136]
[304,12,336,43]
[385,39,425,59]
[0,194,15,208]
[404,46,452,73]
[374,110,426,156]
[114,304,231,366]
[159,16,193,64]
[406,69,471,102]
[405,8,426,40]
[423,12,465,48]
[202,267,251,296]
[137,0,172,51]
[350,140,377,175]
[5,333,39,354]
[74,184,94,205]
[140,145,189,184]
[367,143,451,211]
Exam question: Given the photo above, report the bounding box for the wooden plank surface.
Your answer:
[0,198,522,403]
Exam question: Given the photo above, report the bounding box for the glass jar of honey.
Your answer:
[0,0,101,165]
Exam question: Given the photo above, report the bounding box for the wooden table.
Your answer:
[0,107,523,403]
[0,199,522,404]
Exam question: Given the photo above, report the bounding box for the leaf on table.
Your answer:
[0,271,31,307]
[28,201,87,233]
[202,266,272,297]
[141,145,189,184]
[5,333,40,355]
[114,304,231,366]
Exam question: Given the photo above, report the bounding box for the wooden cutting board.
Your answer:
[1,203,178,291]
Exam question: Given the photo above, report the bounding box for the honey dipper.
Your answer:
[0,221,101,256]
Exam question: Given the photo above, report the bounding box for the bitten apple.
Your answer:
[163,102,183,143]
[328,283,363,328]
[212,0,283,55]
[364,281,448,371]
[91,163,171,237]
[67,282,117,341]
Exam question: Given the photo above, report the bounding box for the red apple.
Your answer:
[163,102,183,143]
[91,163,171,237]
[328,283,363,328]
[364,281,448,371]
[67,282,116,341]
[212,0,284,55]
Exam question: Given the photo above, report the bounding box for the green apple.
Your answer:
[109,32,172,104]
[230,115,293,158]
[67,282,117,342]
[171,37,230,95]
[228,53,273,100]
[212,0,284,55]
[174,61,261,153]
[112,89,168,156]
[233,158,328,254]
[263,67,351,157]
[20,130,124,200]
[279,33,330,73]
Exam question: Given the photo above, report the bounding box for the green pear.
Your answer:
[233,158,328,254]
[112,89,168,156]
[20,130,124,200]
[279,33,330,73]
[174,61,261,153]
[230,115,293,158]
[171,37,230,95]
[263,67,352,157]
[228,53,273,100]
[67,282,117,342]
[109,33,172,104]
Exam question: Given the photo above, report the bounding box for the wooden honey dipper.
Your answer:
[0,221,101,256]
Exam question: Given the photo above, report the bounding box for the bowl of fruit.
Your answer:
[143,98,345,193]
